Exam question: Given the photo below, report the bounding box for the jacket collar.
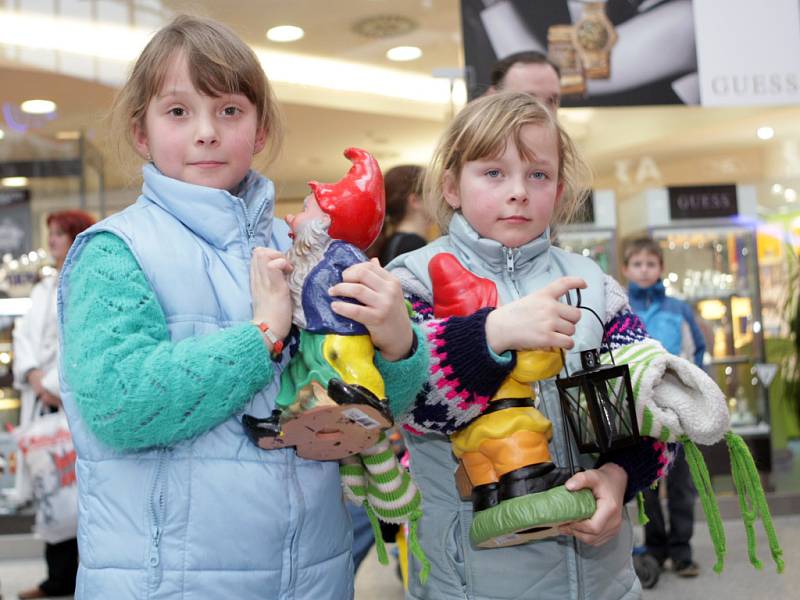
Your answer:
[140,163,275,251]
[628,279,666,303]
[447,212,551,274]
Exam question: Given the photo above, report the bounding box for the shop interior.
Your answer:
[1,0,799,509]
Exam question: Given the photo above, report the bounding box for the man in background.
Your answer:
[486,50,561,112]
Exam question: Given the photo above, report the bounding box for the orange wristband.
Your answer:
[253,321,284,357]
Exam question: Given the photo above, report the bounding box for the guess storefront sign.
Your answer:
[668,185,738,220]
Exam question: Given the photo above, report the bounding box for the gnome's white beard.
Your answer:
[286,218,332,329]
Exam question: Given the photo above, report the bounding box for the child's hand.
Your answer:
[485,276,587,354]
[250,247,293,340]
[557,463,628,546]
[328,258,414,362]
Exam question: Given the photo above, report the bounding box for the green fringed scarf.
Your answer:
[679,434,784,574]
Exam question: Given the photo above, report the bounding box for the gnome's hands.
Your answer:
[486,276,586,354]
[557,463,627,546]
[329,258,414,361]
[251,247,293,340]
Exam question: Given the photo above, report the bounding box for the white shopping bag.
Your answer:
[15,409,78,544]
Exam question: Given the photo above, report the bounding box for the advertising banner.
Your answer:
[694,0,800,107]
[462,0,800,108]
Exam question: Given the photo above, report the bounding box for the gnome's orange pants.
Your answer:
[450,349,563,487]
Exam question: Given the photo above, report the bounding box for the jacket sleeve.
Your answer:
[681,300,707,368]
[385,268,517,435]
[62,232,274,451]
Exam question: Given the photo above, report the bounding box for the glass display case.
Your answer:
[557,189,619,277]
[0,297,30,499]
[558,227,618,277]
[650,223,772,472]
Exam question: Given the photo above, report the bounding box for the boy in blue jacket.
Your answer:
[623,237,707,578]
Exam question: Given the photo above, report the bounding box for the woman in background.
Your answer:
[369,165,431,266]
[13,209,95,600]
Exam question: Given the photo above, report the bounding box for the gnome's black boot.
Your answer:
[498,463,575,502]
[326,379,393,425]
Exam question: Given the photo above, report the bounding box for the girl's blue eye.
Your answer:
[531,171,547,180]
[223,106,240,116]
[485,169,501,178]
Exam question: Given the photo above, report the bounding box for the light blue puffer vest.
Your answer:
[57,165,354,600]
[390,214,640,600]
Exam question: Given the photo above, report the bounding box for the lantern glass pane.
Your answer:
[590,377,634,443]
[561,383,597,448]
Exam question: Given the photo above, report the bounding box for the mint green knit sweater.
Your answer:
[63,232,428,452]
[62,233,272,451]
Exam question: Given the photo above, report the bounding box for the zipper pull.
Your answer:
[149,527,161,566]
[505,247,515,275]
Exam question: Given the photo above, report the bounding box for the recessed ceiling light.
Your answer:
[785,188,797,202]
[771,183,783,194]
[20,99,57,114]
[56,130,81,140]
[757,126,774,140]
[266,25,304,43]
[1,177,29,187]
[386,46,422,62]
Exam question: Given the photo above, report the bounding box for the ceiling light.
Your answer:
[771,183,783,194]
[266,25,304,43]
[56,130,81,140]
[757,126,774,140]
[1,177,29,187]
[386,46,422,61]
[785,188,797,202]
[0,129,4,140]
[20,99,57,114]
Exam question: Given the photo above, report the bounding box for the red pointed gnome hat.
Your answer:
[308,147,386,250]
[429,253,498,318]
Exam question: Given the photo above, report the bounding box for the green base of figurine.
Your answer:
[470,485,596,548]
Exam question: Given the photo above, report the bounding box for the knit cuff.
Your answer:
[401,308,517,435]
[602,310,648,351]
[433,307,517,398]
[376,324,429,418]
[595,438,678,503]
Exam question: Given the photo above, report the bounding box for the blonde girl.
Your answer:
[384,92,684,599]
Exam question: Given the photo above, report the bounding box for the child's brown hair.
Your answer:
[110,14,283,166]
[423,91,592,232]
[623,237,664,266]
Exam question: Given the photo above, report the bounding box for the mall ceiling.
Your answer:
[1,0,799,214]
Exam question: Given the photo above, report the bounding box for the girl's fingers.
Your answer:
[330,300,377,324]
[328,282,380,307]
[548,332,576,350]
[552,319,577,337]
[556,303,583,323]
[267,257,293,274]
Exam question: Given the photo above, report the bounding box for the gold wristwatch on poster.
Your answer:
[572,1,617,79]
[547,25,586,96]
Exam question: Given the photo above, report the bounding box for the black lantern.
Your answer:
[557,348,640,454]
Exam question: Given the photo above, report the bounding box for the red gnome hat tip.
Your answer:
[309,147,386,250]
[429,253,498,318]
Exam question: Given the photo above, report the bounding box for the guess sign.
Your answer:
[668,185,738,219]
